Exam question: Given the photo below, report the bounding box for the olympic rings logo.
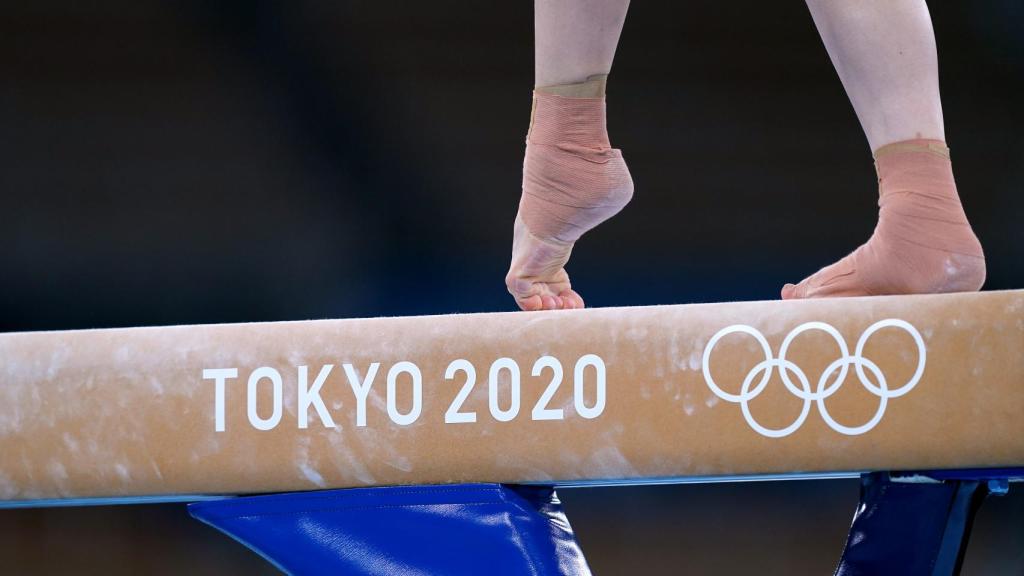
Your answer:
[701,319,926,438]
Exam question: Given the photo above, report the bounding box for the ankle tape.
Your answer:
[519,81,632,244]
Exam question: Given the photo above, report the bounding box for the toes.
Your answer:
[507,274,546,311]
[516,294,544,311]
[783,258,846,300]
[783,266,868,300]
[510,285,568,311]
[782,265,832,299]
[559,289,585,309]
[515,290,583,311]
[783,274,826,300]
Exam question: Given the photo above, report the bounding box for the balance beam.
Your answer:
[1,290,1022,505]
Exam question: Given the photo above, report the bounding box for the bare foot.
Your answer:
[506,215,585,311]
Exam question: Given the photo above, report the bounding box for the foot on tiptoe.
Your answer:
[782,139,986,299]
[505,76,633,311]
[506,215,586,311]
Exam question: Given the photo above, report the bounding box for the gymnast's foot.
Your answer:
[506,75,633,311]
[507,215,584,311]
[782,139,985,299]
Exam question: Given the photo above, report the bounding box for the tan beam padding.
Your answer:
[1,290,1022,503]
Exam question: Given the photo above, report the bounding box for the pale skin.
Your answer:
[510,0,952,310]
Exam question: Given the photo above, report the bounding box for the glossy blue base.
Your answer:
[189,483,592,576]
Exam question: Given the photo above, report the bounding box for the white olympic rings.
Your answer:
[701,319,926,438]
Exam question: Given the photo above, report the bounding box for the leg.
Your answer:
[807,0,945,151]
[506,1,633,311]
[534,0,630,88]
[834,472,1002,576]
[783,0,985,299]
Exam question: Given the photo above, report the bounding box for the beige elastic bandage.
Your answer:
[785,138,985,298]
[519,75,633,245]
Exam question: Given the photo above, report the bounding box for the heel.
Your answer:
[938,253,986,292]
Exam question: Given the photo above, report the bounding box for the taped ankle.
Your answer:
[519,80,633,244]
[784,138,985,298]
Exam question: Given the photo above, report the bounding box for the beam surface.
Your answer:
[1,290,1022,503]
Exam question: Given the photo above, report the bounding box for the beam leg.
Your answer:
[834,472,993,576]
[189,483,592,576]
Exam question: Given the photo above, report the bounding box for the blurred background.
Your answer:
[1,0,1021,574]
